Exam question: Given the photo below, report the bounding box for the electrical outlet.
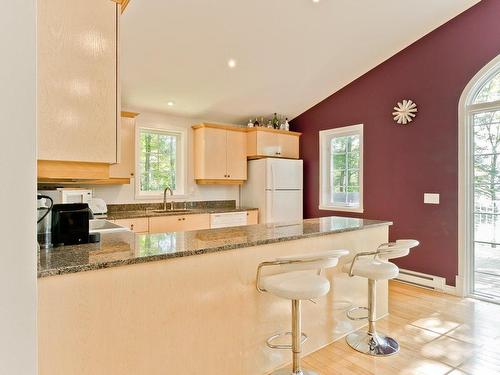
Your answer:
[424,193,440,204]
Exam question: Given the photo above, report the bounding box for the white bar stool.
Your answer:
[257,249,349,375]
[343,239,419,356]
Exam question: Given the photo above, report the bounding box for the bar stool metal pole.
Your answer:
[291,299,301,374]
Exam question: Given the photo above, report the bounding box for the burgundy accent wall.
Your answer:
[291,0,500,285]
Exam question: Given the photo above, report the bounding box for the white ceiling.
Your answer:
[121,0,480,124]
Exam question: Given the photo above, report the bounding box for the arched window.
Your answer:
[459,56,500,301]
[473,71,500,104]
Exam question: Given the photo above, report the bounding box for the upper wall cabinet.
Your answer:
[193,124,247,185]
[247,128,301,159]
[109,113,137,179]
[37,0,119,164]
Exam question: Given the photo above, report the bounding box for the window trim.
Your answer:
[134,125,187,199]
[458,54,500,299]
[319,124,364,213]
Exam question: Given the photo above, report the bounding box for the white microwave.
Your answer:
[38,188,92,205]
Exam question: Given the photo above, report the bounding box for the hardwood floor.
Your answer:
[300,281,500,375]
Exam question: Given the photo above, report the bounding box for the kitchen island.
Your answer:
[38,216,392,375]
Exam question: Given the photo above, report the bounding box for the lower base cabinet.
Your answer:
[112,218,149,233]
[112,211,258,234]
[246,210,258,225]
[149,214,210,234]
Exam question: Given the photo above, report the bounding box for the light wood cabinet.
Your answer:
[225,130,248,180]
[37,0,119,164]
[149,214,210,234]
[246,210,259,225]
[193,124,247,184]
[112,218,149,234]
[247,128,301,159]
[110,115,136,179]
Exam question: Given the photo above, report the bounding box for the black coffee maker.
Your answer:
[51,203,100,246]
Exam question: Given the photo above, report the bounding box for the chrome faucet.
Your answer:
[163,186,173,211]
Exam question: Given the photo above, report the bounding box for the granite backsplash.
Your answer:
[107,200,236,213]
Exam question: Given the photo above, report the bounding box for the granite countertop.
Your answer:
[106,207,258,220]
[38,216,392,278]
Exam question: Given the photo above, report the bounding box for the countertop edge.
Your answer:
[37,220,392,278]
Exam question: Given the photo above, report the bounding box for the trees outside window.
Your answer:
[136,127,185,197]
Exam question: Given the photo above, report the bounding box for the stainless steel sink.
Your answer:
[151,209,193,214]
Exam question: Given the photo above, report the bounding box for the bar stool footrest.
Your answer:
[266,331,308,350]
[346,306,369,321]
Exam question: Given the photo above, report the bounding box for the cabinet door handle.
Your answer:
[228,174,230,178]
[130,224,134,230]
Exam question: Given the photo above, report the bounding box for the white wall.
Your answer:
[91,111,240,204]
[0,1,37,374]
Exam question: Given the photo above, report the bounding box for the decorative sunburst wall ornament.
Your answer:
[392,99,418,125]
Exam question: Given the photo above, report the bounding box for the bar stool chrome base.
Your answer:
[271,368,318,375]
[346,331,399,356]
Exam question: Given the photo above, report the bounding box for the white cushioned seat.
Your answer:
[276,249,350,272]
[377,239,420,260]
[342,258,399,280]
[260,270,331,300]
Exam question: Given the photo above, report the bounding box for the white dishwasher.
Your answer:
[210,212,248,229]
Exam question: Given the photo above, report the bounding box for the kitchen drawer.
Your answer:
[149,213,210,234]
[113,218,149,233]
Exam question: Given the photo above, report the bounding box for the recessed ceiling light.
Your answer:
[167,101,175,107]
[227,59,237,69]
[312,0,320,3]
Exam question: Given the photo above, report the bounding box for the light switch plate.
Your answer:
[424,193,440,204]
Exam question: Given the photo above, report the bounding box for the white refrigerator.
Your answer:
[241,158,303,224]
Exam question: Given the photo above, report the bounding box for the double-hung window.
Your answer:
[136,127,185,197]
[319,124,363,212]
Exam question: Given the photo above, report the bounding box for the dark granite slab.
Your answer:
[106,207,258,220]
[38,216,392,278]
[108,199,236,211]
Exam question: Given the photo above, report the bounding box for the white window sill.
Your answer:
[318,205,364,214]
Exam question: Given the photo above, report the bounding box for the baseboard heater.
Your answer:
[395,269,447,291]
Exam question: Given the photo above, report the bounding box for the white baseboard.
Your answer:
[395,269,460,296]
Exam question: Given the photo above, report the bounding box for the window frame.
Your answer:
[319,124,364,213]
[134,125,187,199]
[458,54,500,299]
